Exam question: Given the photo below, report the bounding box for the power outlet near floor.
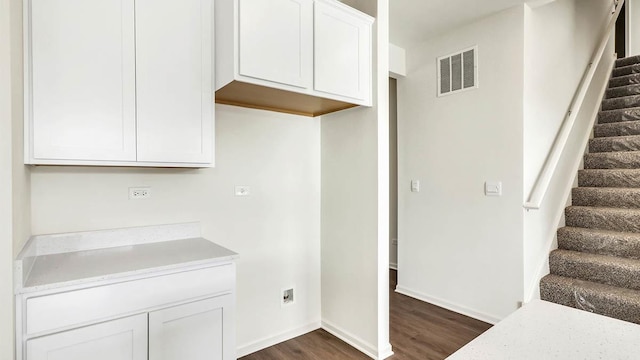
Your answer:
[282,288,295,307]
[129,187,151,200]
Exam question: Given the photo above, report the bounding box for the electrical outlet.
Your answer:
[129,187,151,200]
[282,288,294,307]
[235,186,251,197]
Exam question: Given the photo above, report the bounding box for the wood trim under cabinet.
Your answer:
[215,81,358,117]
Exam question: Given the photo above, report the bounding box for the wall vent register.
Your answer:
[437,46,478,96]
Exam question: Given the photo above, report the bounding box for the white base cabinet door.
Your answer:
[26,314,148,360]
[149,296,234,360]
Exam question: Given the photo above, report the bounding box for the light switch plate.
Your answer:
[485,181,502,196]
[411,180,420,193]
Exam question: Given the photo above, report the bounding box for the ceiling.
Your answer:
[390,0,529,48]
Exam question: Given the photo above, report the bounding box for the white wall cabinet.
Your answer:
[314,0,372,102]
[24,0,214,167]
[215,0,373,117]
[237,0,313,90]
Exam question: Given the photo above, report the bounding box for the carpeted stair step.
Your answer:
[602,95,640,111]
[598,107,640,123]
[616,55,640,68]
[579,169,640,188]
[550,249,640,290]
[540,274,640,324]
[584,151,640,169]
[589,135,640,153]
[572,187,640,208]
[613,64,640,78]
[565,206,640,233]
[609,74,640,88]
[558,227,640,260]
[606,84,640,99]
[594,120,640,137]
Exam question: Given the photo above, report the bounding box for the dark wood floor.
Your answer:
[241,270,492,360]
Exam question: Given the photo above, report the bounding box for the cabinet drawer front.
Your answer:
[26,265,233,336]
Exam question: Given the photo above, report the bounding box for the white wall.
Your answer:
[321,106,380,356]
[397,6,525,323]
[31,105,322,357]
[1,0,30,358]
[523,0,611,196]
[11,0,29,258]
[1,0,15,358]
[523,0,614,301]
[389,43,406,78]
[321,1,392,358]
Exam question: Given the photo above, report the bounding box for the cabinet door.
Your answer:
[28,0,137,162]
[135,0,214,165]
[238,0,313,89]
[26,314,147,360]
[149,296,233,360]
[314,1,372,103]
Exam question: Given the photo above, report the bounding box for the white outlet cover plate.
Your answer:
[235,186,250,196]
[281,286,295,307]
[129,187,151,200]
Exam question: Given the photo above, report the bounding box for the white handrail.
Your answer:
[524,0,625,210]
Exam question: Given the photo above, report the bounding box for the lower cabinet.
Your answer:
[149,296,232,360]
[17,265,236,360]
[25,296,232,360]
[26,314,148,360]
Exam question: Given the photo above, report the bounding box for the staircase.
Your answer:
[540,55,640,324]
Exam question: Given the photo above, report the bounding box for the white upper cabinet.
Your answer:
[135,0,214,164]
[237,0,313,89]
[215,0,373,117]
[25,0,214,167]
[314,0,372,103]
[28,0,137,162]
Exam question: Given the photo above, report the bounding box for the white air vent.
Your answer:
[437,46,478,97]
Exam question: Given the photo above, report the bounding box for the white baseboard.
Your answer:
[389,262,397,270]
[237,321,321,358]
[321,319,379,359]
[395,286,501,325]
[378,343,394,359]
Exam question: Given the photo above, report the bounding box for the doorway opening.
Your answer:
[389,78,398,272]
[617,1,627,58]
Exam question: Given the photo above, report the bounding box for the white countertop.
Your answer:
[15,223,238,294]
[447,300,640,360]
